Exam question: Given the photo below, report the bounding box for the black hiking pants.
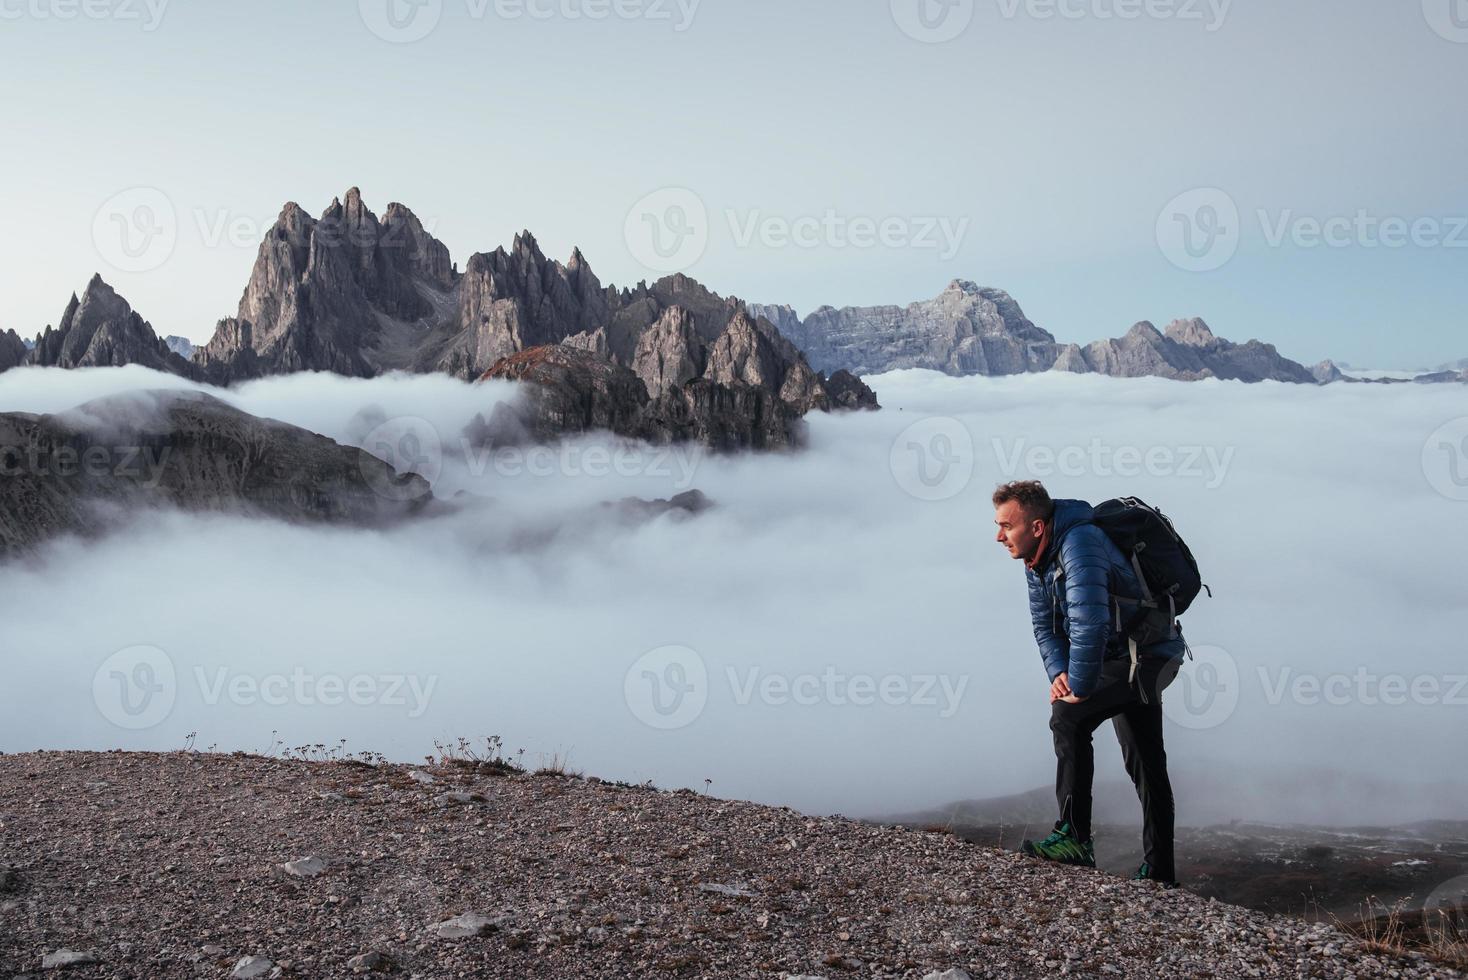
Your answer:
[1050,654,1181,881]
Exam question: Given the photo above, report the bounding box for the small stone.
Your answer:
[200,945,226,957]
[434,791,485,806]
[432,912,501,939]
[922,971,972,980]
[697,882,757,898]
[230,955,273,979]
[0,865,17,892]
[42,949,97,969]
[281,856,328,878]
[346,951,388,972]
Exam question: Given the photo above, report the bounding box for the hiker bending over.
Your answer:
[993,480,1202,887]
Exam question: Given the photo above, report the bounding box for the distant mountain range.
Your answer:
[0,188,879,450]
[752,283,1464,386]
[0,187,1459,399]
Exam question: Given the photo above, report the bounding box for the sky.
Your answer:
[1,0,1465,369]
[3,364,1466,824]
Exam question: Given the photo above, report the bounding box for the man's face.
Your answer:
[994,500,1045,562]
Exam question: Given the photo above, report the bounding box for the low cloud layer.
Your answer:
[1,366,1465,825]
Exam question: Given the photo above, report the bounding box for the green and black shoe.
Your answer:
[1131,862,1180,889]
[1019,821,1095,867]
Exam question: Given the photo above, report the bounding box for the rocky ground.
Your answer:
[0,752,1457,979]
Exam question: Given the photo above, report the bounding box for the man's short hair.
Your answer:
[992,480,1054,523]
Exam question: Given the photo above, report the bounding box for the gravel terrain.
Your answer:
[0,752,1456,979]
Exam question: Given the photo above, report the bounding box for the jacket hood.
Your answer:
[1034,498,1093,573]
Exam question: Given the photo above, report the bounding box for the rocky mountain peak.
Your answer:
[1124,321,1165,344]
[27,274,192,375]
[1165,317,1218,348]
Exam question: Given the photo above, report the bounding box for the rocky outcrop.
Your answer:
[195,189,457,383]
[631,306,705,398]
[1073,318,1317,383]
[703,311,828,414]
[824,369,882,410]
[777,280,1062,377]
[472,344,806,451]
[761,289,1319,384]
[163,335,195,359]
[25,275,196,377]
[0,389,430,559]
[474,345,651,443]
[184,189,878,434]
[0,329,26,373]
[1312,359,1346,384]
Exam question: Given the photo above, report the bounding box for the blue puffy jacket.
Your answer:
[1026,499,1186,699]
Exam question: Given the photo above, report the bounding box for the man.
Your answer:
[993,480,1186,887]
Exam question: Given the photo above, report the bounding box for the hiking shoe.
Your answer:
[1131,862,1180,889]
[1019,821,1095,867]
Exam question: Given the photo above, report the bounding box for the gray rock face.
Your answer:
[25,275,195,377]
[1312,359,1346,384]
[762,289,1319,384]
[824,369,881,410]
[187,188,878,433]
[1076,318,1316,382]
[704,311,828,414]
[197,189,455,383]
[475,344,806,452]
[163,335,195,359]
[0,389,431,559]
[632,306,706,398]
[0,329,26,372]
[779,280,1061,377]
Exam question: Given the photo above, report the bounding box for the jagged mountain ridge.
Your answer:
[1,188,878,449]
[189,187,860,409]
[753,282,1320,383]
[0,389,431,559]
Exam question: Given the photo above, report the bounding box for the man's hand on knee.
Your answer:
[1051,671,1089,704]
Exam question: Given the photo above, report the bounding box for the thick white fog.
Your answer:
[1,366,1465,825]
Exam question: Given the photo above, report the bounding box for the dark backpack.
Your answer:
[1090,496,1209,649]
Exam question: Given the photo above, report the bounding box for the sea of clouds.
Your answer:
[1,365,1465,825]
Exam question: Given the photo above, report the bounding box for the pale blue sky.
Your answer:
[2,0,1464,368]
